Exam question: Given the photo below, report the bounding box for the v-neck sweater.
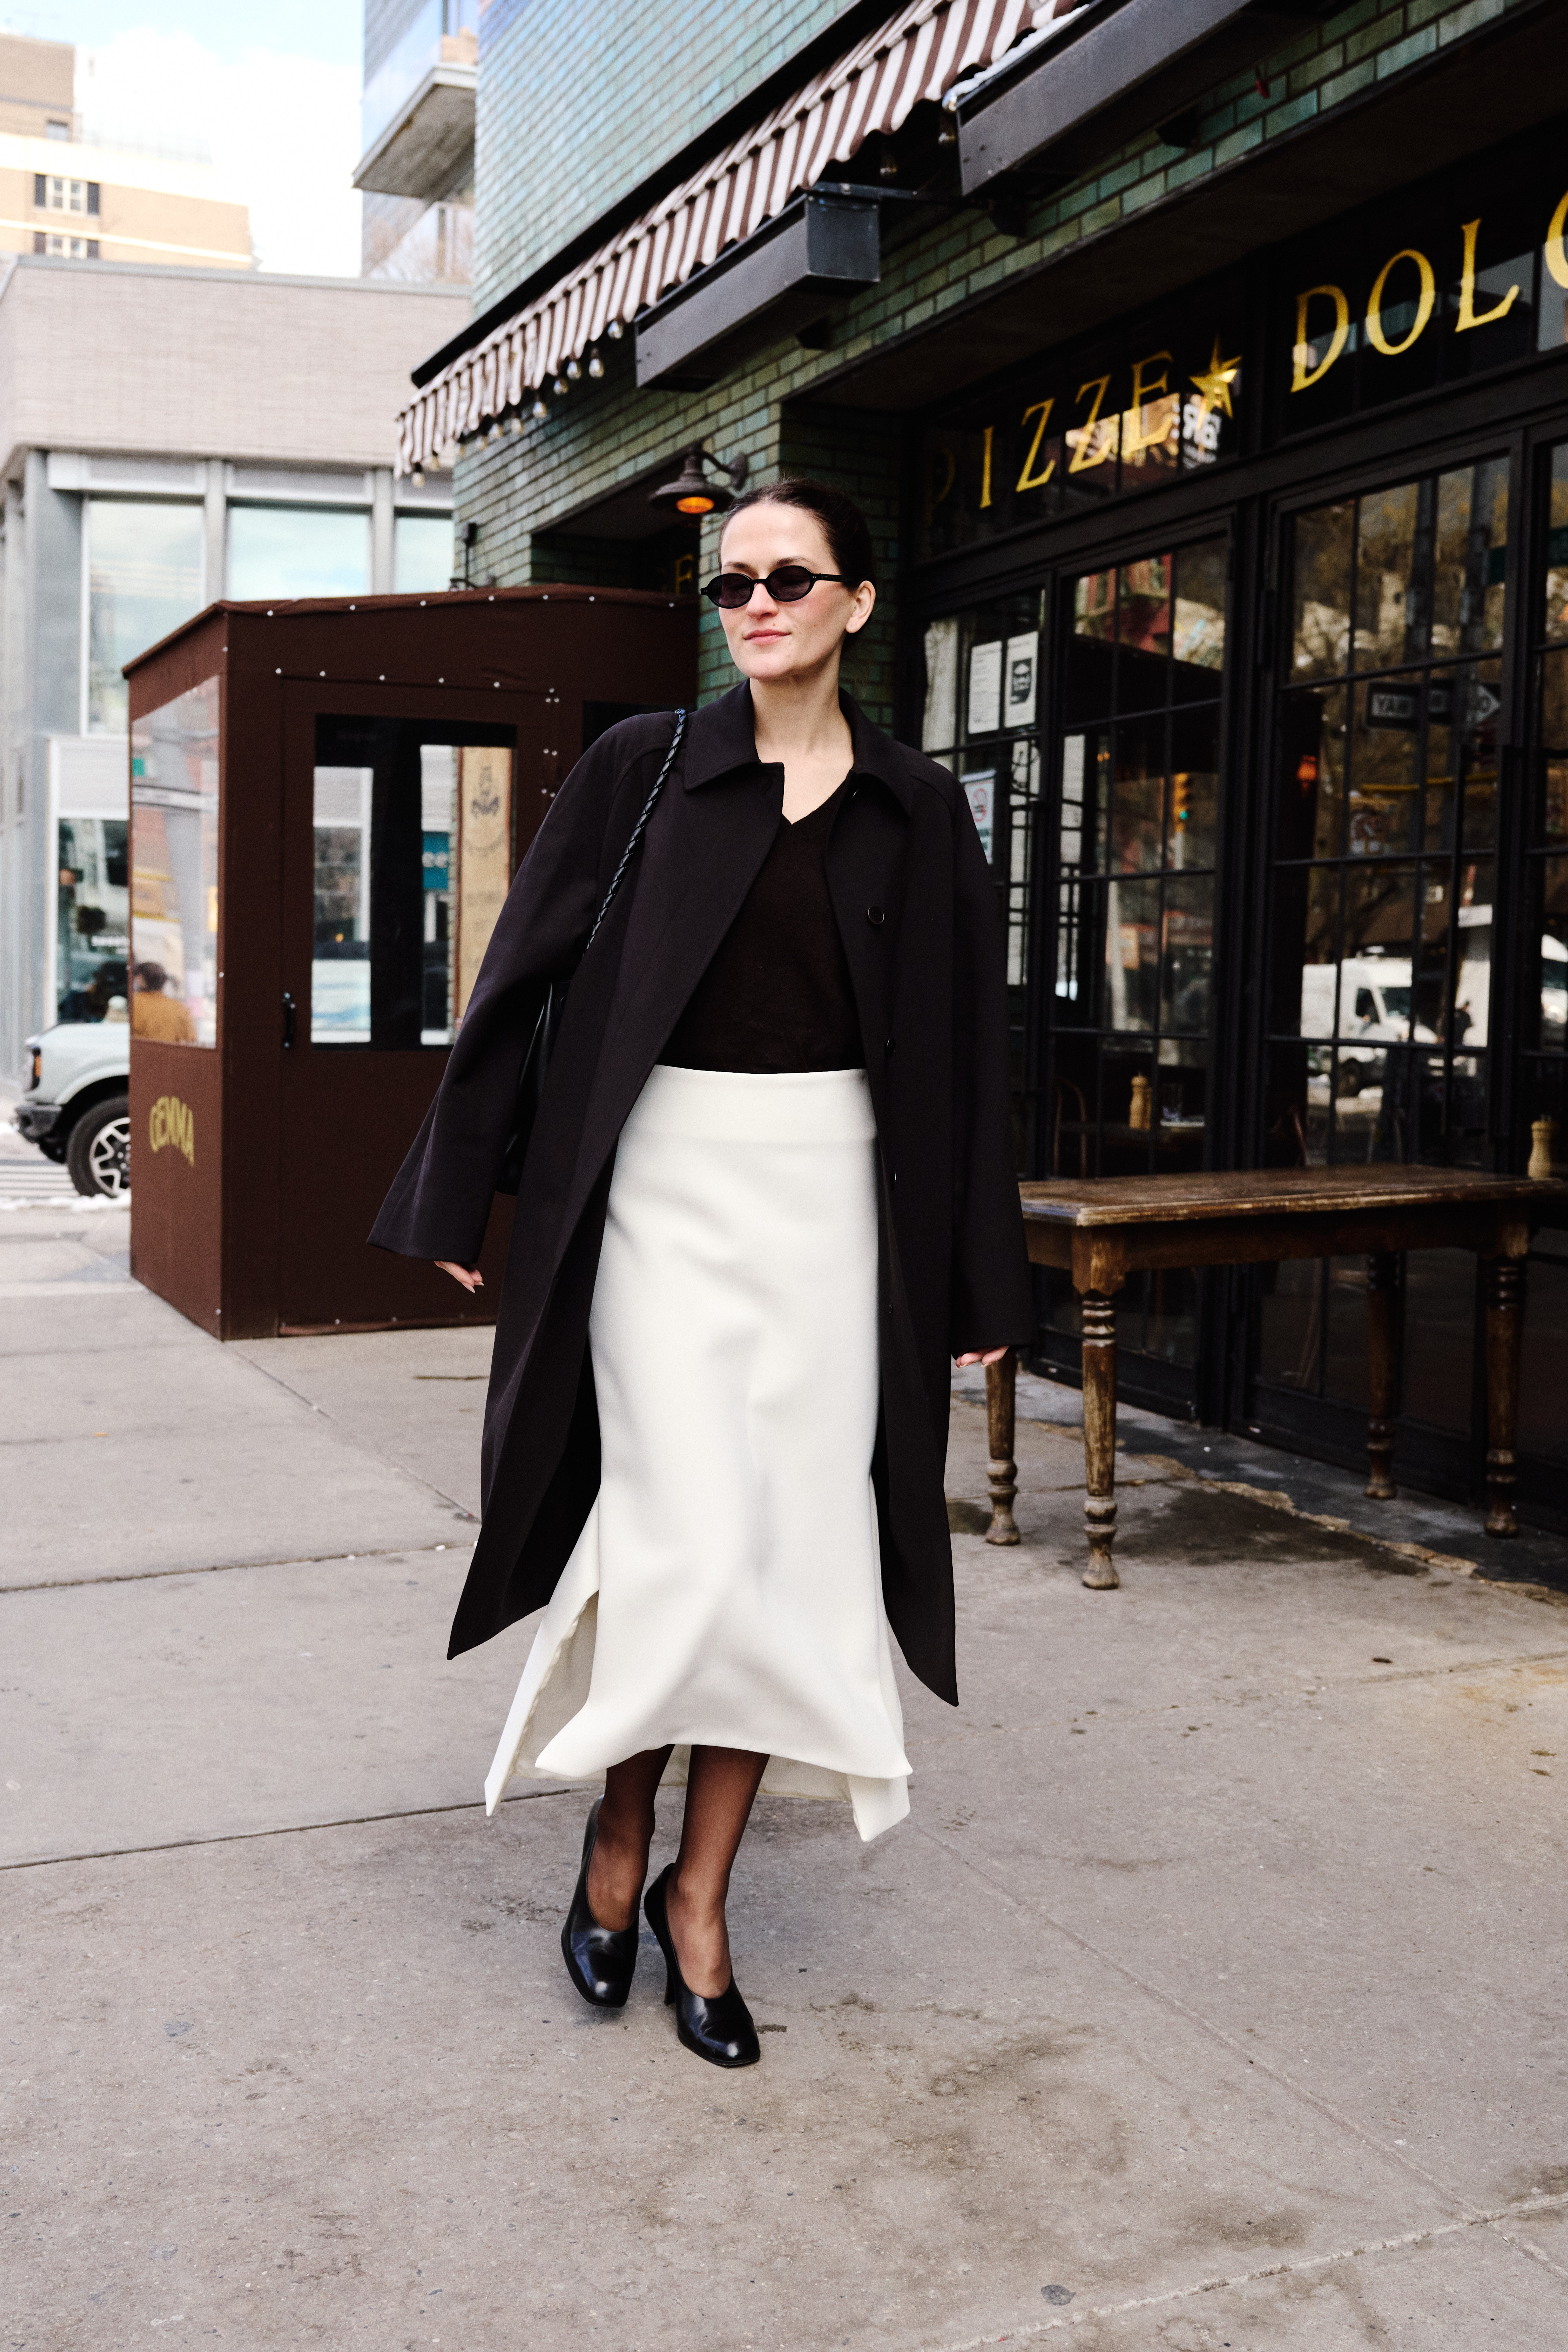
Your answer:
[659,780,862,1073]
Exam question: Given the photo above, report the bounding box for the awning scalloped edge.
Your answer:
[396,0,1044,472]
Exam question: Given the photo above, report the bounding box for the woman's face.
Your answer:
[713,501,876,685]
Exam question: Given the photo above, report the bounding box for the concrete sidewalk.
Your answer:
[5,1201,1568,2350]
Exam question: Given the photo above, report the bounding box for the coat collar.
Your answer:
[682,680,914,814]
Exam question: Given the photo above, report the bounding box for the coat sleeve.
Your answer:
[947,787,1035,1356]
[368,719,660,1266]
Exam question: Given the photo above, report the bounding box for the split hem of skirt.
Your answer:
[484,1062,911,1845]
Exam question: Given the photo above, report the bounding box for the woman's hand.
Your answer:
[436,1261,484,1293]
[954,1347,1011,1369]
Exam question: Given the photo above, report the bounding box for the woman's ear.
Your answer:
[844,581,877,638]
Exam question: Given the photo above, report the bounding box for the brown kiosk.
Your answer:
[125,587,696,1341]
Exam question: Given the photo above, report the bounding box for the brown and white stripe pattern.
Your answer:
[398,0,1042,471]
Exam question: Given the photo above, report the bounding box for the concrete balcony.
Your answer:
[352,37,475,203]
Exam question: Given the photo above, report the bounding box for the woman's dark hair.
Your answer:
[721,476,877,592]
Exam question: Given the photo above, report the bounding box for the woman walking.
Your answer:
[372,478,1030,2066]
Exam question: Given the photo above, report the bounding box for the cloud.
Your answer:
[77,28,361,276]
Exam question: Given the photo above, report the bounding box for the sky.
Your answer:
[3,3,365,274]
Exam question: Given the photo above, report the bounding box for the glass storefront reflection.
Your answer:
[1265,461,1504,1176]
[130,678,220,1046]
[1050,532,1227,1366]
[55,816,130,1022]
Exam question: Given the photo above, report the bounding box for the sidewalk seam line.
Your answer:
[933,2193,1568,2350]
[0,1540,475,1596]
[231,1346,478,1520]
[910,1818,1502,2225]
[0,1785,580,1871]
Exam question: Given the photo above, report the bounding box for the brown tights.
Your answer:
[586,1744,768,1998]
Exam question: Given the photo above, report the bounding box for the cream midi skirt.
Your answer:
[484,1062,911,1842]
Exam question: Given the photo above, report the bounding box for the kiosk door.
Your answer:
[276,683,549,1331]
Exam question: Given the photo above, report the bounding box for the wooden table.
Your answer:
[979,1168,1568,1587]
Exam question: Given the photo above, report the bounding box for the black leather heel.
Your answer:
[644,1864,760,2067]
[560,1798,640,2009]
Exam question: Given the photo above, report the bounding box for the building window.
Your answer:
[46,118,70,139]
[86,500,206,735]
[1256,458,1510,1432]
[45,176,87,213]
[1042,539,1228,1369]
[1516,439,1568,1475]
[227,506,370,601]
[394,512,454,592]
[39,233,97,258]
[1264,461,1507,1171]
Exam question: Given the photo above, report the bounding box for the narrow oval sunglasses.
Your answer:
[702,564,846,609]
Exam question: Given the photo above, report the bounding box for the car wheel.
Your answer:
[66,1095,131,1199]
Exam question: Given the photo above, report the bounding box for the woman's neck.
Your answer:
[747,662,851,771]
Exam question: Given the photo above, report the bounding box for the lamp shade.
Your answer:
[649,446,730,516]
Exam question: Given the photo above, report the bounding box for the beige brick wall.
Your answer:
[0,261,470,476]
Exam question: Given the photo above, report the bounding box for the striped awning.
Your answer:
[397,0,1046,472]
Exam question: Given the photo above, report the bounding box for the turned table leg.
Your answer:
[984,1349,1021,1545]
[1364,1249,1399,1500]
[1080,1291,1120,1589]
[1483,1253,1525,1538]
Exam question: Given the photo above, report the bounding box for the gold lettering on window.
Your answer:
[1124,350,1174,458]
[924,445,956,526]
[1455,218,1519,333]
[1545,187,1568,290]
[1067,375,1116,474]
[1365,247,1435,357]
[1292,285,1350,392]
[1014,398,1056,492]
[979,423,995,509]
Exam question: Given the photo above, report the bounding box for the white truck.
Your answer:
[13,1018,131,1197]
[1300,957,1438,1094]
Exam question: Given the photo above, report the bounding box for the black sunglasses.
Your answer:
[702,564,847,609]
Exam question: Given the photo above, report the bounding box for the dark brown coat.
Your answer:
[370,684,1032,1704]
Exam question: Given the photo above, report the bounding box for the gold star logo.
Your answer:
[1189,335,1241,421]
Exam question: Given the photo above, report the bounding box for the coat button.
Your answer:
[884,1036,894,1055]
[866,904,885,927]
[890,1170,898,1189]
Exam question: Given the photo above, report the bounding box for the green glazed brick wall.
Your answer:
[474,0,851,312]
[453,0,1536,722]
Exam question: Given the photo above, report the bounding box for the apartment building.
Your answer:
[0,32,251,272]
[355,0,477,284]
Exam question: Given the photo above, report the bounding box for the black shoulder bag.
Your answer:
[495,707,686,1196]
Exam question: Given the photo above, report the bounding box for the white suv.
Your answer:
[14,1019,131,1197]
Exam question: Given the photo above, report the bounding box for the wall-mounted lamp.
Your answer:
[648,445,750,517]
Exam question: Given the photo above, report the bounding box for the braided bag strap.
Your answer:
[584,706,687,958]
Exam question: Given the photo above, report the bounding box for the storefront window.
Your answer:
[394,512,455,592]
[1259,458,1510,1426]
[130,678,220,1045]
[312,718,514,1048]
[1266,459,1507,1175]
[1516,439,1568,1474]
[87,500,205,734]
[1043,537,1227,1366]
[920,594,1043,1103]
[228,507,370,602]
[55,817,130,1022]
